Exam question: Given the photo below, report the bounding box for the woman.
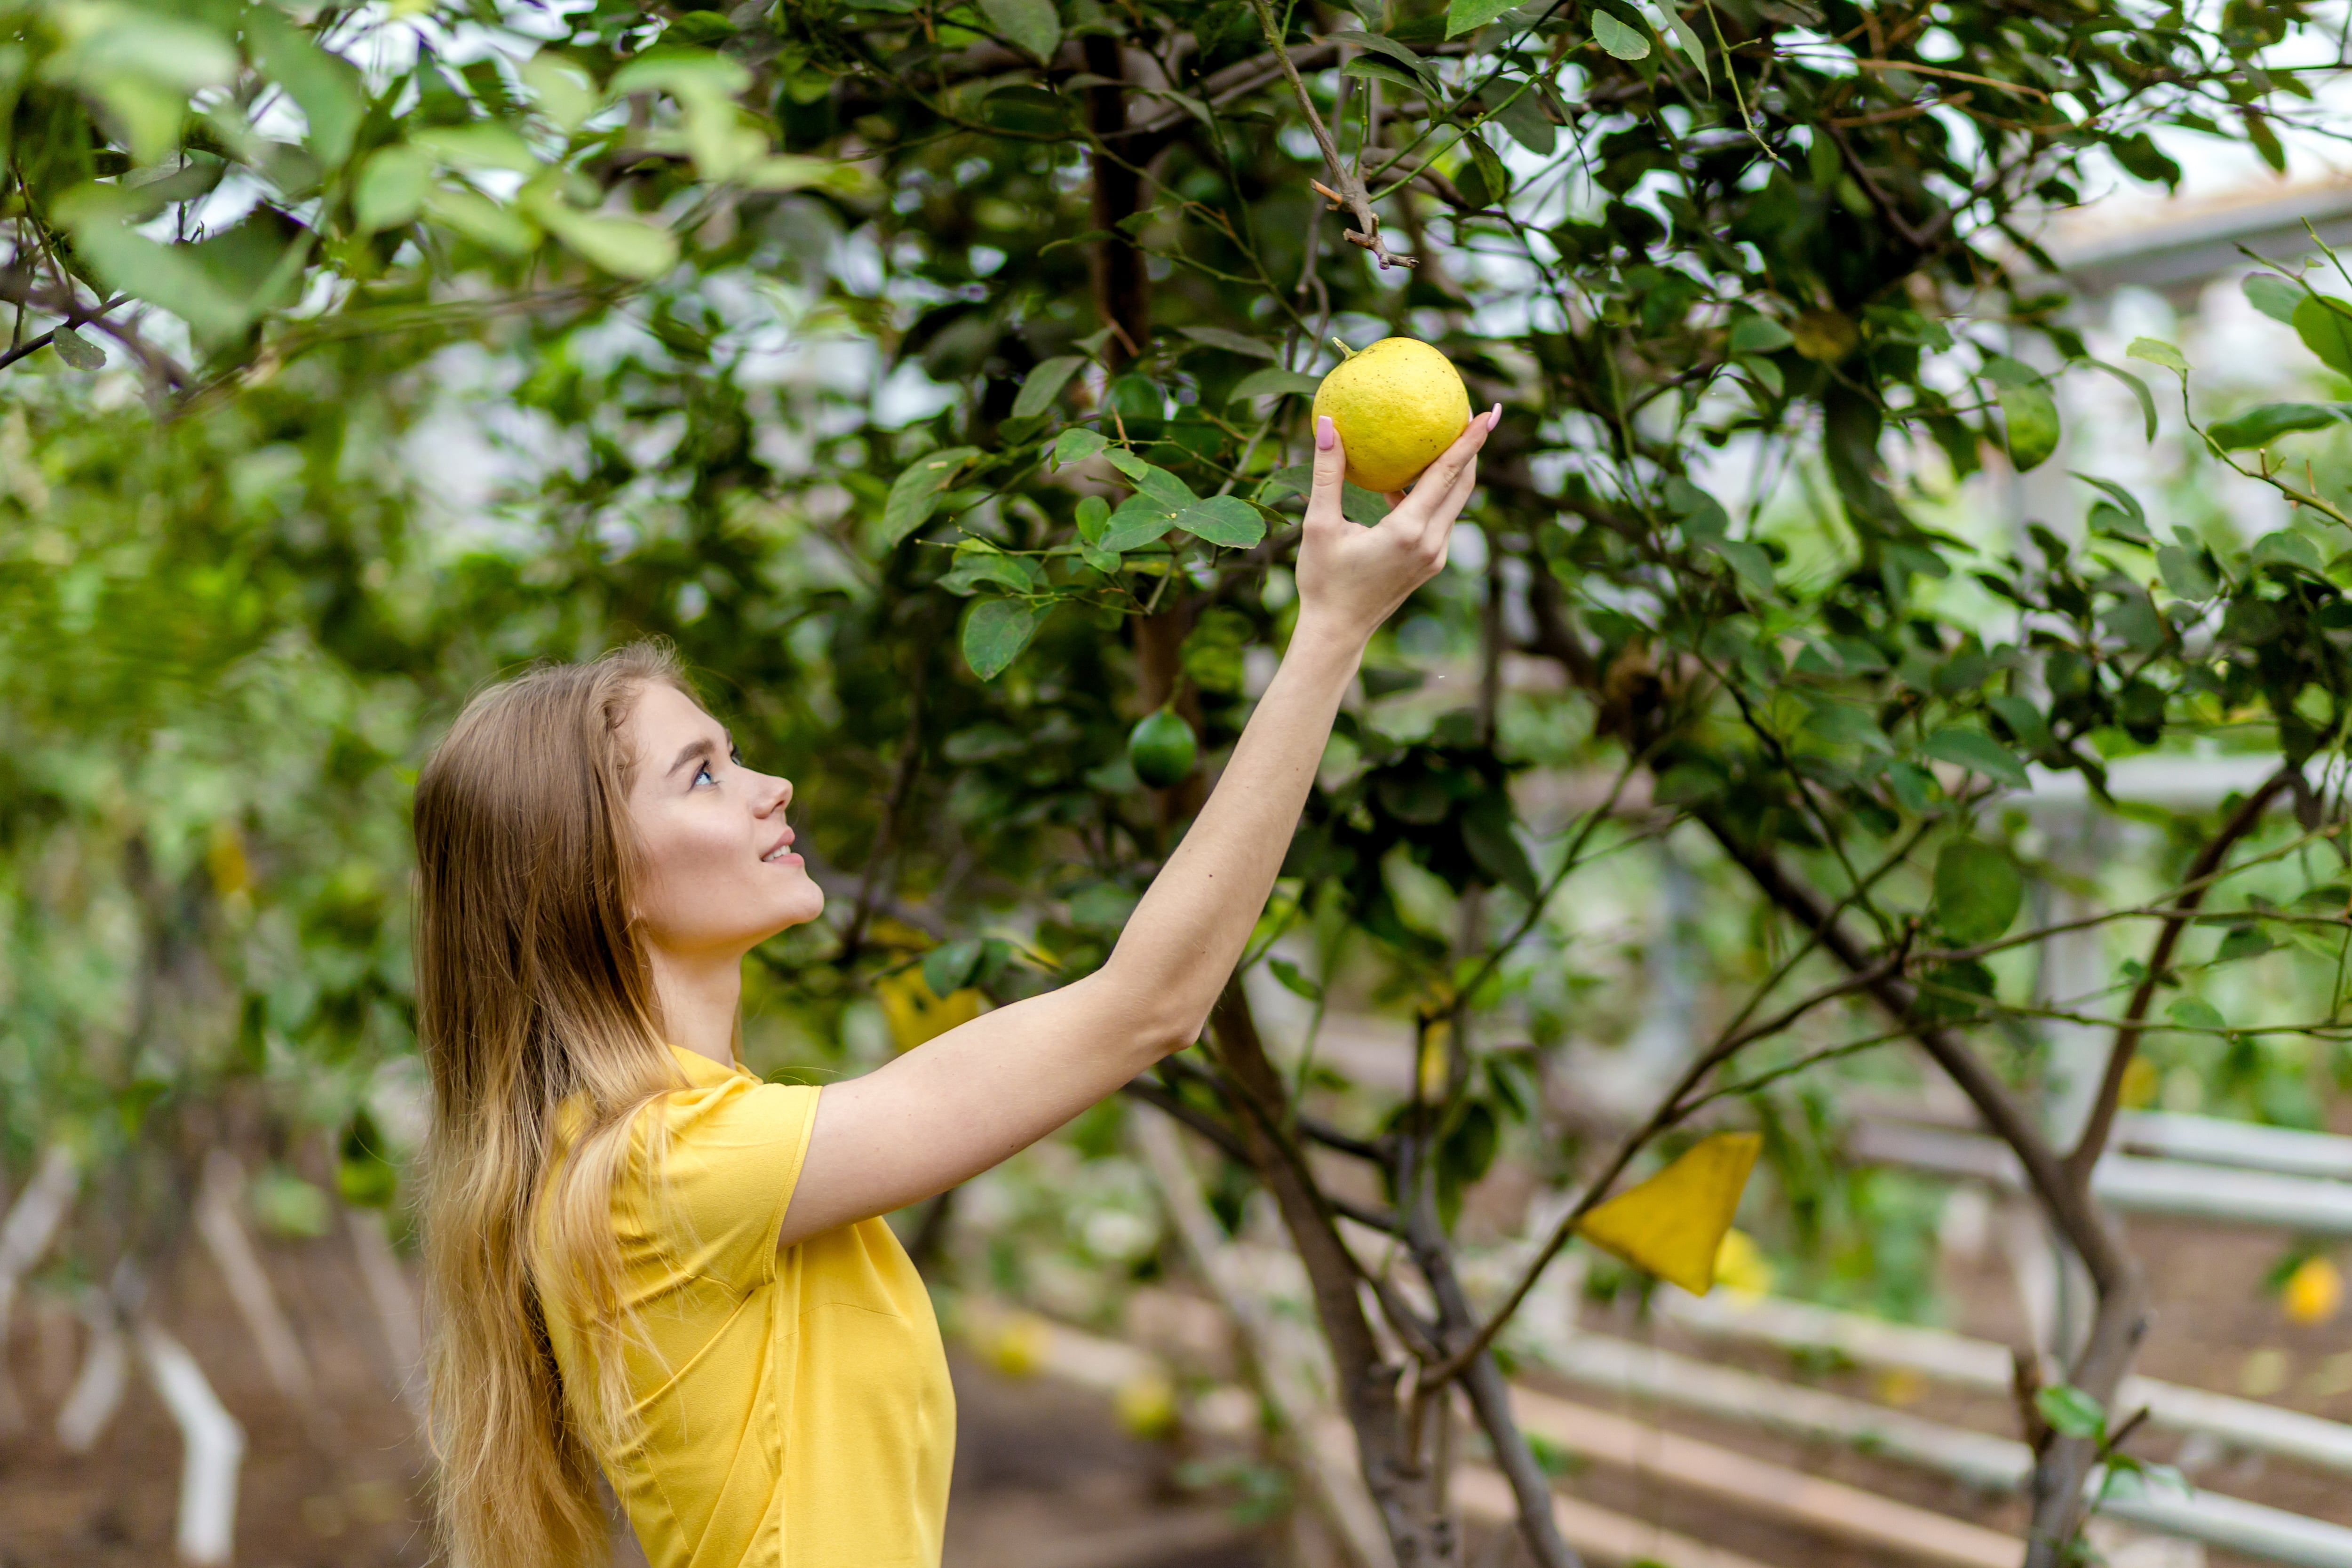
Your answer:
[411,406,1498,1568]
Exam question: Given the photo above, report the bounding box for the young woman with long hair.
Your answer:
[409,407,1499,1568]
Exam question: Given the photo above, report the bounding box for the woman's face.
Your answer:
[622,682,825,962]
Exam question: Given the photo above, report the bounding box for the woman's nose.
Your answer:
[765,775,794,813]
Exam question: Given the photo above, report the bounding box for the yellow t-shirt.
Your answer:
[532,1044,955,1568]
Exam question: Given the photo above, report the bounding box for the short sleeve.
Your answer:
[631,1076,821,1290]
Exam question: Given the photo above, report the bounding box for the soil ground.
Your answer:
[0,1208,2345,1568]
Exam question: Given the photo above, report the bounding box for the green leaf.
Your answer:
[1998,381,2061,471]
[2215,924,2275,964]
[1729,314,1794,355]
[1933,839,2023,944]
[1465,133,1509,206]
[520,53,599,135]
[2127,336,2189,375]
[1659,6,1711,87]
[740,155,870,194]
[539,208,679,280]
[2207,401,2351,450]
[56,190,251,342]
[1171,495,1267,548]
[1922,728,2028,788]
[1590,9,1653,58]
[1267,957,1323,1002]
[422,187,538,255]
[979,0,1064,62]
[1342,56,1432,98]
[246,8,366,166]
[2253,529,2324,574]
[2154,543,2217,599]
[1176,325,1277,360]
[2075,474,2147,539]
[962,598,1040,680]
[1098,496,1181,553]
[1987,693,2053,755]
[352,146,432,234]
[1706,537,1775,592]
[48,326,104,370]
[410,124,541,174]
[1327,30,1445,93]
[1052,428,1109,467]
[1447,0,1524,36]
[609,48,754,100]
[2167,997,2226,1033]
[1228,367,1323,403]
[1490,82,1555,153]
[2294,294,2352,380]
[2036,1385,2107,1441]
[881,446,982,547]
[1073,494,1110,544]
[2084,359,2158,442]
[2244,272,2304,326]
[1012,356,1088,419]
[922,938,984,995]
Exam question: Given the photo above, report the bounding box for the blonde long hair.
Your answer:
[412,642,695,1568]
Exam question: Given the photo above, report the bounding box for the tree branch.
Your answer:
[2064,765,2297,1182]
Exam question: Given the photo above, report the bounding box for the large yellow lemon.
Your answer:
[1311,337,1471,493]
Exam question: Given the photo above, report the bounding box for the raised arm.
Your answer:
[778,406,1500,1244]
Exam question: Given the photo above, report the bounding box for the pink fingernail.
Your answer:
[1486,403,1502,431]
[1317,415,1335,451]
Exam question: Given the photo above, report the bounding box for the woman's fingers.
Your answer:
[1306,415,1348,527]
[1392,404,1500,528]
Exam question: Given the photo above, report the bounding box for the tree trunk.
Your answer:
[140,1321,246,1566]
[1207,979,1458,1565]
[0,1144,80,1435]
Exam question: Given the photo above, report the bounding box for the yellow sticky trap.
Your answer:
[1574,1132,1762,1296]
[874,969,984,1052]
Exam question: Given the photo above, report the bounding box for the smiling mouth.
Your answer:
[762,828,798,864]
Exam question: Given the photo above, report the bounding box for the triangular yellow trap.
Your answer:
[1574,1132,1762,1295]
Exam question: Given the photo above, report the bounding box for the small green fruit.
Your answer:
[1127,706,1198,788]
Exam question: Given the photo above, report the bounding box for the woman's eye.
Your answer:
[695,763,717,788]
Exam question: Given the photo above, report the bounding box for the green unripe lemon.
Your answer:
[1311,337,1471,493]
[1127,706,1198,788]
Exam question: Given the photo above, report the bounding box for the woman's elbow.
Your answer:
[1090,968,1216,1058]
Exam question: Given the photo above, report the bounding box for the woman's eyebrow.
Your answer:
[664,729,737,778]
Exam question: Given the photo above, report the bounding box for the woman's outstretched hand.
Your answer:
[1294,404,1501,645]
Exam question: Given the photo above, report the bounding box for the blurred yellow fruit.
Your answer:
[1874,1367,1927,1407]
[1311,337,1471,493]
[1576,1132,1763,1296]
[984,1313,1049,1378]
[1712,1228,1775,1298]
[875,968,984,1051]
[2285,1256,2344,1325]
[2118,1054,2159,1109]
[1115,1373,1180,1439]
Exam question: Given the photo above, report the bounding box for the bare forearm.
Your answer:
[1098,616,1361,1040]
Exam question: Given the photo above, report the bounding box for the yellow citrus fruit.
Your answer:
[1712,1227,1775,1298]
[1575,1132,1764,1296]
[984,1313,1050,1378]
[1114,1373,1180,1439]
[1311,337,1471,493]
[2285,1256,2343,1325]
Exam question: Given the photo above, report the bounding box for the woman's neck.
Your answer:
[648,947,744,1067]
